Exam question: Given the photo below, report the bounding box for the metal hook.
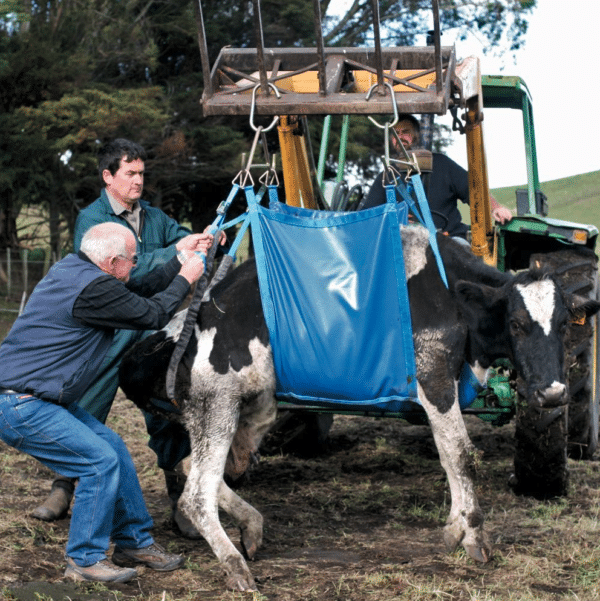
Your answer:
[250,83,281,133]
[366,81,399,130]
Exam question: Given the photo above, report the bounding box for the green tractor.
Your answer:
[479,74,598,496]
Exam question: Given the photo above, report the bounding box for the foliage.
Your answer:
[0,0,537,250]
[324,0,534,53]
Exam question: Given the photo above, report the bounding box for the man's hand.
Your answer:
[492,205,513,224]
[176,233,213,254]
[177,251,205,284]
[203,224,228,246]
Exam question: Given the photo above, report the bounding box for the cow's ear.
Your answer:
[454,280,501,314]
[566,294,600,322]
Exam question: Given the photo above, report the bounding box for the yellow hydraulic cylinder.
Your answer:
[465,99,495,266]
[277,116,317,208]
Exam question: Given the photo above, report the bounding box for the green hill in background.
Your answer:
[491,170,600,231]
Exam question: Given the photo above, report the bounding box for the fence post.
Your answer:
[22,248,28,296]
[7,249,11,298]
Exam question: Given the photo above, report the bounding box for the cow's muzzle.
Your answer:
[531,381,568,408]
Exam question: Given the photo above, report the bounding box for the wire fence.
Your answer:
[0,249,57,314]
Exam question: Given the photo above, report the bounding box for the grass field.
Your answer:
[490,170,600,231]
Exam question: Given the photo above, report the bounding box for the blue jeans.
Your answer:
[78,328,191,471]
[0,392,154,567]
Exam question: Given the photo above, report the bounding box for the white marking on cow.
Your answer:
[400,226,430,281]
[189,327,274,400]
[516,280,555,336]
[162,308,188,341]
[470,361,491,387]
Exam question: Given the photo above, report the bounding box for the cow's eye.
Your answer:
[510,319,524,337]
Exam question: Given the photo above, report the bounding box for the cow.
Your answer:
[119,226,600,591]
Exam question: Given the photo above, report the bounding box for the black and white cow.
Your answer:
[120,226,600,591]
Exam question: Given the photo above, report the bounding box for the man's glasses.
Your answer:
[119,254,138,265]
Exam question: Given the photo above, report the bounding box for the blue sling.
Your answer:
[247,184,421,413]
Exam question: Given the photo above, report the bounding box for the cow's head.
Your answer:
[455,270,600,408]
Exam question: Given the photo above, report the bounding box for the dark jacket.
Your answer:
[0,252,189,405]
[74,189,192,283]
[362,153,470,239]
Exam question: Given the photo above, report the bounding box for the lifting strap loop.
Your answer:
[165,181,245,401]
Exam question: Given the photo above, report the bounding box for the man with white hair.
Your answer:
[0,223,204,583]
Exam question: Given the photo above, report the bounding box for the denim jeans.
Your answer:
[0,392,154,567]
[77,328,191,471]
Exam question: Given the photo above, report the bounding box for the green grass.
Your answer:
[491,169,600,231]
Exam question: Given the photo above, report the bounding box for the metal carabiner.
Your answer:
[259,154,279,188]
[250,83,281,133]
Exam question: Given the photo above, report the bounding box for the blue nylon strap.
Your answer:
[246,185,277,339]
[226,213,251,258]
[207,183,241,234]
[394,174,448,288]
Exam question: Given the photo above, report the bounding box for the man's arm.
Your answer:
[443,154,512,223]
[72,254,204,331]
[73,276,190,331]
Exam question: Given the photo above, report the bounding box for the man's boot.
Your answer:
[164,465,201,540]
[31,476,76,521]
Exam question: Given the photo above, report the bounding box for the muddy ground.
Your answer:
[2,392,600,601]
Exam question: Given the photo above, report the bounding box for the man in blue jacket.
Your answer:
[0,222,205,583]
[33,138,222,537]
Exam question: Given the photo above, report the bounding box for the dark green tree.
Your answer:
[0,0,536,252]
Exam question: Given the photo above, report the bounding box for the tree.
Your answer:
[0,0,536,252]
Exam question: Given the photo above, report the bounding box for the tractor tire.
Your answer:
[531,248,600,459]
[260,410,334,457]
[512,247,599,498]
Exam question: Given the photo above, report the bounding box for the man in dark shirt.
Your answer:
[33,138,222,538]
[361,114,512,240]
[0,223,204,583]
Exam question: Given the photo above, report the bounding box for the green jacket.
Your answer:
[74,189,191,283]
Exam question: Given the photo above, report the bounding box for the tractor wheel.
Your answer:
[260,410,334,457]
[531,248,600,459]
[511,247,599,498]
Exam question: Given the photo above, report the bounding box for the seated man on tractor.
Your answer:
[361,114,512,242]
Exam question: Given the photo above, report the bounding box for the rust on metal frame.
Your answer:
[197,0,454,117]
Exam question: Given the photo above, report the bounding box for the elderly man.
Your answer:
[0,223,204,583]
[33,138,223,538]
[361,114,512,241]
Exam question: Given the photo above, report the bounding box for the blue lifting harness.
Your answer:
[167,171,484,414]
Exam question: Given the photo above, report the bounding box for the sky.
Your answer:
[436,0,600,188]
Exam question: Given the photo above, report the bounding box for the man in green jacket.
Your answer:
[33,138,223,538]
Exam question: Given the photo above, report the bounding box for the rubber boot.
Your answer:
[164,465,201,540]
[31,476,75,521]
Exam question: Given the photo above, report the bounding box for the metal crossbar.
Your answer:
[196,0,454,117]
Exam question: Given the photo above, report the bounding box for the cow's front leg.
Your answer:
[180,398,257,591]
[218,479,263,559]
[418,382,492,563]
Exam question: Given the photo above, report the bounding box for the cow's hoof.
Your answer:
[223,556,257,591]
[240,524,262,560]
[464,543,492,563]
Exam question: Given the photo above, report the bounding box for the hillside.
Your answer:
[491,170,600,231]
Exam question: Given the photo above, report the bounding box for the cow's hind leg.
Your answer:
[180,397,257,591]
[226,389,278,481]
[418,383,492,563]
